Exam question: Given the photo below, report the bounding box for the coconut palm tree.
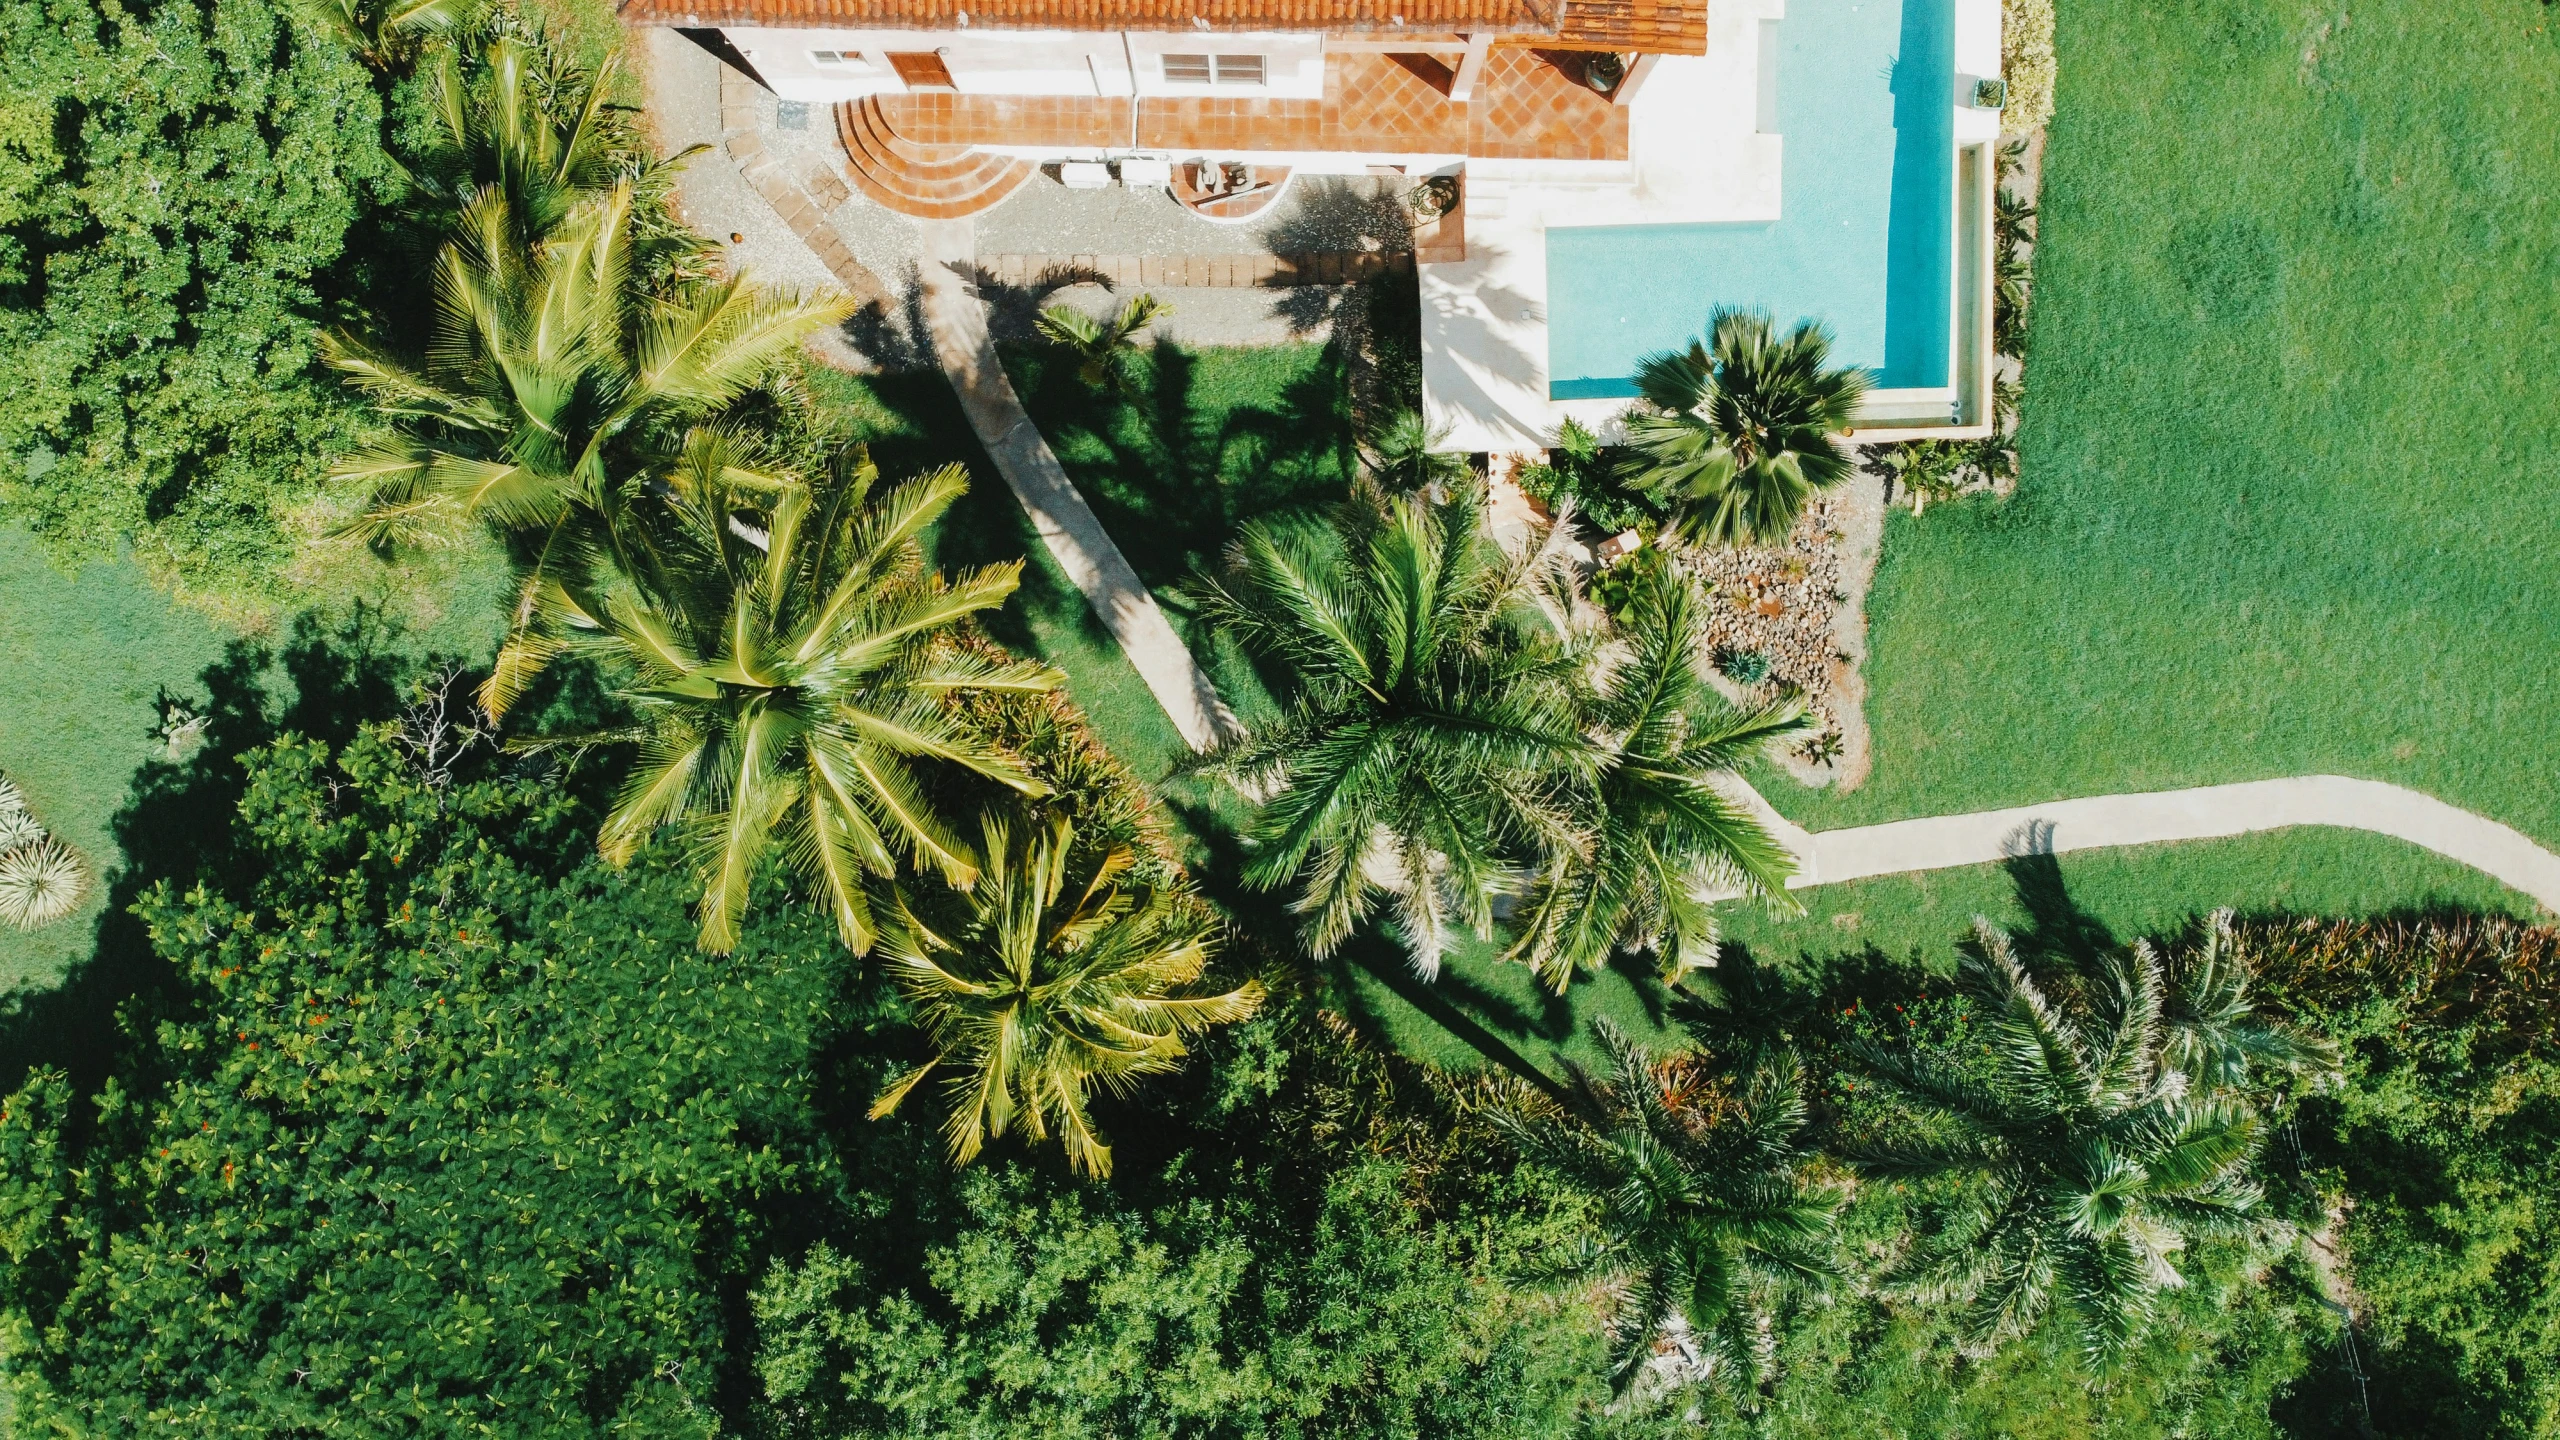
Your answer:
[293,0,473,67]
[1363,410,1472,495]
[327,183,850,716]
[1508,564,1807,991]
[1848,919,2277,1361]
[560,439,1056,954]
[1036,292,1173,393]
[1189,479,1595,976]
[1622,308,1869,549]
[870,810,1266,1177]
[1499,1021,1840,1396]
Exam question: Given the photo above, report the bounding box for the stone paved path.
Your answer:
[1718,775,2560,911]
[916,217,1243,753]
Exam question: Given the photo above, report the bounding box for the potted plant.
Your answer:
[1585,51,1627,94]
[1407,174,1460,223]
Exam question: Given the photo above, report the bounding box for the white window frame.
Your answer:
[1159,52,1267,88]
[808,49,873,71]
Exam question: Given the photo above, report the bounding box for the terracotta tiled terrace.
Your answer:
[870,49,1630,162]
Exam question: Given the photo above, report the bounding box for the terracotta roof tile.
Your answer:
[623,0,1704,52]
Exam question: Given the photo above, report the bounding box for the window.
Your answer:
[809,49,871,70]
[1161,52,1264,86]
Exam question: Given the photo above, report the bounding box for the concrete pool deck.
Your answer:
[1420,0,2003,454]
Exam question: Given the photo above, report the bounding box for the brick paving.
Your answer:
[718,67,898,302]
[981,250,1411,288]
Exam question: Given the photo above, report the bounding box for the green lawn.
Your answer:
[1741,0,2560,962]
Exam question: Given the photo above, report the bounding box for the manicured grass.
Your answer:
[1744,0,2560,962]
[0,530,513,992]
[1000,340,1360,730]
[0,531,232,990]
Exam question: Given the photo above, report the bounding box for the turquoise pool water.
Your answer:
[1546,0,1956,399]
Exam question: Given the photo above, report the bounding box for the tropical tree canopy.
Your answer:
[1507,561,1807,991]
[326,179,849,713]
[1848,920,2279,1361]
[1622,308,1870,549]
[870,810,1265,1177]
[1500,1022,1840,1396]
[1192,479,1595,975]
[567,440,1054,955]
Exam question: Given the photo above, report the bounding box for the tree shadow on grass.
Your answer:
[0,611,437,1103]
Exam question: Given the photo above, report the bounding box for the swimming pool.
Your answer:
[1546,0,1957,399]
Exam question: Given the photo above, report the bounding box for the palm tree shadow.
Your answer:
[2000,847,2118,969]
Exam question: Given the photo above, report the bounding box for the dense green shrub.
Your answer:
[0,726,838,1433]
[2244,916,2560,1438]
[0,0,404,606]
[1515,418,1657,536]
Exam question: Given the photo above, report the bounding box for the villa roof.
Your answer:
[622,0,1707,53]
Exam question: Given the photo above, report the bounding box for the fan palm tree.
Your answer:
[1190,480,1595,976]
[1623,308,1869,548]
[1508,564,1807,991]
[561,440,1057,954]
[1036,292,1173,393]
[1499,1021,1840,1396]
[870,811,1266,1177]
[1363,410,1472,495]
[1848,919,2276,1361]
[327,183,851,716]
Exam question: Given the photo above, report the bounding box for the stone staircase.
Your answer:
[835,98,1034,220]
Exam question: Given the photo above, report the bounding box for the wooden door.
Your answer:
[887,51,955,89]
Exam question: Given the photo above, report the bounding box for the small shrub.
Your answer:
[1797,729,1846,767]
[0,839,87,930]
[2002,0,2055,135]
[0,811,42,851]
[1717,648,1772,687]
[1588,544,1669,622]
[1514,419,1657,535]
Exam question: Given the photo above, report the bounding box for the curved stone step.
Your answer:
[832,98,1033,220]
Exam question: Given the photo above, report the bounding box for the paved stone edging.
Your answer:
[978,251,1410,290]
[1717,775,2560,912]
[916,218,1244,753]
[716,67,895,308]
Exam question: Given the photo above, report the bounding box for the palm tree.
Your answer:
[1848,919,2277,1361]
[1499,1022,1840,1396]
[326,183,850,716]
[1190,479,1595,976]
[869,811,1266,1177]
[566,440,1058,954]
[1363,410,1471,494]
[1508,564,1807,991]
[1622,308,1869,548]
[1036,292,1172,393]
[2152,908,2337,1094]
[292,0,473,67]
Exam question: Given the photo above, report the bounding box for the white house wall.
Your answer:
[724,26,1324,103]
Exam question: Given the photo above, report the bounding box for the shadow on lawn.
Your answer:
[0,612,436,1102]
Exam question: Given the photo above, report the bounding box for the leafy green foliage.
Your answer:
[1515,418,1656,537]
[1035,292,1172,394]
[0,726,837,1433]
[0,0,404,602]
[872,810,1263,1176]
[747,1158,1647,1440]
[1498,1023,1840,1394]
[1842,920,2282,1361]
[2246,916,2560,1438]
[565,443,1050,954]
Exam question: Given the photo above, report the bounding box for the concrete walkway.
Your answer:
[915,217,1242,752]
[1720,775,2560,912]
